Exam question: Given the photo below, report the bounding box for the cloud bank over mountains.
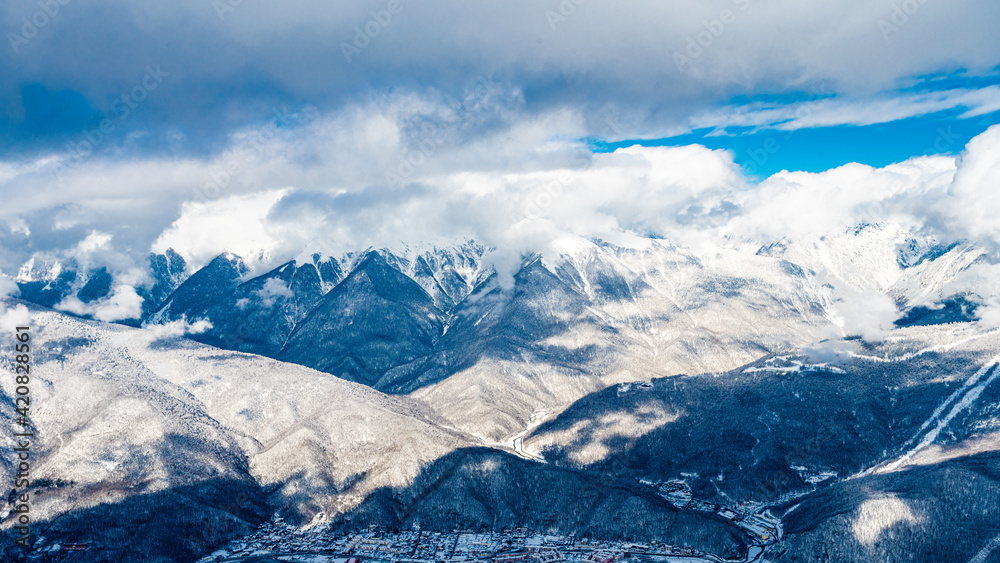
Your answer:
[4,98,998,273]
[4,112,1000,337]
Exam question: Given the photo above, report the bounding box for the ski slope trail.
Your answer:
[865,355,1000,476]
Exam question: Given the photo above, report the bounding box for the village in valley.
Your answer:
[198,521,721,563]
[196,479,781,563]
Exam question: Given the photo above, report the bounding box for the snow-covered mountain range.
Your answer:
[1,224,999,562]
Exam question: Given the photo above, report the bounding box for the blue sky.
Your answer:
[593,107,1000,178]
[592,70,1000,177]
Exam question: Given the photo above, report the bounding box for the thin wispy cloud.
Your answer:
[688,86,1000,133]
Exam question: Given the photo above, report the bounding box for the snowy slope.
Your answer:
[0,300,475,558]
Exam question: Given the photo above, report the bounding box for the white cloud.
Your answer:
[691,87,1000,132]
[5,91,998,277]
[942,262,1000,328]
[828,284,901,341]
[126,115,1000,293]
[947,124,1000,243]
[725,156,956,245]
[0,301,30,333]
[802,338,860,365]
[144,317,214,339]
[256,278,294,307]
[54,285,145,322]
[0,87,999,338]
[5,0,998,149]
[152,189,290,271]
[76,231,113,254]
[0,276,20,298]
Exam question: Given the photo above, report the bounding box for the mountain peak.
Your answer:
[149,251,250,322]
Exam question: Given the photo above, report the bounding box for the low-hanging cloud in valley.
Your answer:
[0,277,29,332]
